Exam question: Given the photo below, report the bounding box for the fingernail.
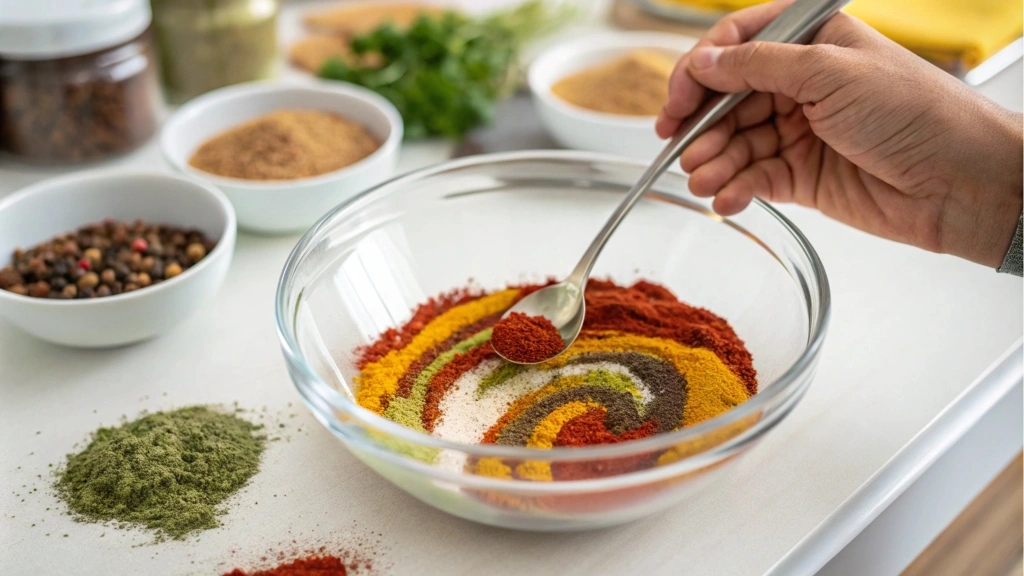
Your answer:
[691,47,723,69]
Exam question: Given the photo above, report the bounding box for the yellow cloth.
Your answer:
[659,0,1023,67]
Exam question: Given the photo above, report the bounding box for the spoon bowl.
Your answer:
[493,281,585,363]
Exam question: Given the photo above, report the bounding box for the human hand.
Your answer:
[656,0,1023,268]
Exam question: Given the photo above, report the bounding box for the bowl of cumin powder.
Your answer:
[161,81,402,234]
[529,32,695,160]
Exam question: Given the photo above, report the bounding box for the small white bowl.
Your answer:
[0,170,236,348]
[528,32,696,159]
[161,81,403,234]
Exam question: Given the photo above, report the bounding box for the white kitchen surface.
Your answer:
[1,2,1022,575]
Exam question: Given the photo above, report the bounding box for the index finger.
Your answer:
[658,0,796,134]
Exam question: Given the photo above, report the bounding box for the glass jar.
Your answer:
[151,0,280,103]
[0,0,162,164]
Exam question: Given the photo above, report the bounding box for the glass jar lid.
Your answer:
[0,0,151,60]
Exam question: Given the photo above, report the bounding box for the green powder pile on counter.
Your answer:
[55,406,266,541]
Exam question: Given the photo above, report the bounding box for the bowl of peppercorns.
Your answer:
[0,170,236,347]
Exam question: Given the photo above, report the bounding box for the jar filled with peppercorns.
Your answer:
[0,0,163,164]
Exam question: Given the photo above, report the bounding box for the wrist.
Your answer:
[940,108,1023,268]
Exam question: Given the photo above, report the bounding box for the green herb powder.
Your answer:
[55,406,265,540]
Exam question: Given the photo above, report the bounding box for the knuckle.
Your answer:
[800,44,841,69]
[791,45,844,101]
[735,41,767,69]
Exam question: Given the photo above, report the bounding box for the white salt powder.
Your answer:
[431,360,649,445]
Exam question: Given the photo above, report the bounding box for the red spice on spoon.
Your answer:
[490,312,565,363]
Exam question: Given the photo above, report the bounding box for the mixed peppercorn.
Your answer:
[0,219,215,299]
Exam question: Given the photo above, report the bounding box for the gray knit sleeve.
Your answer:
[997,213,1023,276]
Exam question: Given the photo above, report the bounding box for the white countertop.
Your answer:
[1,4,1022,575]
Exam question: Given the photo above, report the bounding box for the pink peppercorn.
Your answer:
[131,238,148,253]
[77,259,91,271]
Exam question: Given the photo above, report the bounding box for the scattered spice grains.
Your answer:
[55,406,265,541]
[223,531,388,576]
[0,219,215,299]
[354,279,757,480]
[551,50,676,116]
[188,110,381,181]
[225,555,349,576]
[491,312,564,363]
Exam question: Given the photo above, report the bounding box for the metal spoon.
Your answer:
[495,0,849,365]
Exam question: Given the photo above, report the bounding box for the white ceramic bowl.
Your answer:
[528,32,696,159]
[161,81,403,234]
[0,171,236,348]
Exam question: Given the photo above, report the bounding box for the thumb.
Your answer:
[688,41,843,104]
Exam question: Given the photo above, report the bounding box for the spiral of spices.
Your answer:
[353,280,756,479]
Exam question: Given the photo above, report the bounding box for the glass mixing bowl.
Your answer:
[276,151,830,531]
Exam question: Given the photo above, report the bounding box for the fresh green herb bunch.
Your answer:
[320,0,575,140]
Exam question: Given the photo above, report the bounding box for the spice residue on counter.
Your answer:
[55,406,265,541]
[188,110,380,180]
[551,50,677,116]
[222,532,389,576]
[354,280,756,465]
[0,219,215,300]
[225,556,349,576]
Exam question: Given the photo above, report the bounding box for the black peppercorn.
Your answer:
[52,260,69,277]
[2,219,215,300]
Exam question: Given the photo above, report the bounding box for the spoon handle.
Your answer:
[567,0,850,287]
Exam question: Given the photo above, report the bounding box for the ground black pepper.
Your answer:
[495,385,645,446]
[567,352,687,434]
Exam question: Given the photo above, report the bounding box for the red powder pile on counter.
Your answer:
[224,555,348,576]
[222,533,386,576]
[490,312,564,363]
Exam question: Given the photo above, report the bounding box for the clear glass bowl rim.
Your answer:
[275,150,831,460]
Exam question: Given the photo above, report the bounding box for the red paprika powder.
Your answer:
[490,312,564,363]
[224,555,347,576]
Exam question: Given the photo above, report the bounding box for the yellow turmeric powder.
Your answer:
[356,288,520,413]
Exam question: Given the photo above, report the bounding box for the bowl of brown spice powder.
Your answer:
[161,80,402,234]
[528,32,696,159]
